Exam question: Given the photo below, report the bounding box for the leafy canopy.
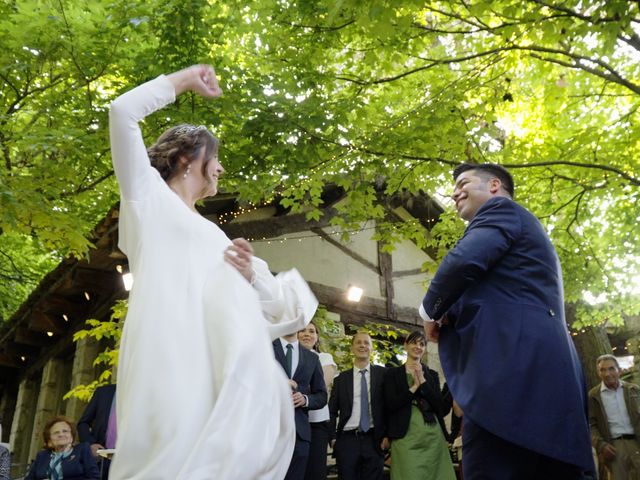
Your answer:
[1,0,639,327]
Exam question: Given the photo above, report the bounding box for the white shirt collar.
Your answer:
[279,338,298,350]
[354,363,370,374]
[600,380,624,393]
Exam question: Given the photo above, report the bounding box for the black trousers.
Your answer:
[462,417,596,480]
[334,430,384,480]
[285,437,311,480]
[304,421,330,480]
[98,457,110,480]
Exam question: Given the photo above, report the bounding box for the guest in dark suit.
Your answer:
[384,331,455,479]
[298,321,337,480]
[329,332,387,480]
[274,332,327,480]
[25,415,99,480]
[420,163,595,479]
[77,383,116,480]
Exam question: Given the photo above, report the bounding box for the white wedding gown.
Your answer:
[108,75,317,480]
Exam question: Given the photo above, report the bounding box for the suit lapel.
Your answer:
[272,340,286,370]
[371,365,382,393]
[396,366,408,389]
[345,369,354,410]
[293,346,306,380]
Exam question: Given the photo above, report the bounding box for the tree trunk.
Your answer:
[566,303,612,390]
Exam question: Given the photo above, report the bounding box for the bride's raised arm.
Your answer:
[109,66,221,201]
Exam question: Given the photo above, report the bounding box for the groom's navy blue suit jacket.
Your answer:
[422,196,593,472]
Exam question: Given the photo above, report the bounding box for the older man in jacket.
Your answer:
[589,354,640,479]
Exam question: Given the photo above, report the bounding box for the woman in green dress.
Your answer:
[383,331,456,479]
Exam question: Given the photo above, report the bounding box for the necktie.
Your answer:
[359,369,370,432]
[285,344,293,378]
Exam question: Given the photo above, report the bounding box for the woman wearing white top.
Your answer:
[298,321,337,480]
[108,64,317,480]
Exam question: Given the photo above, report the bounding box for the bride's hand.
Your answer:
[167,64,222,98]
[224,238,255,283]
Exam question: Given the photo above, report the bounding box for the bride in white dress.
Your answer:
[108,64,317,480]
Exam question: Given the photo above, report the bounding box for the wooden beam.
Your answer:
[13,327,57,347]
[383,206,439,260]
[307,282,421,328]
[311,227,379,275]
[20,289,122,382]
[392,268,424,277]
[0,353,21,369]
[71,267,120,294]
[20,326,77,381]
[39,293,90,320]
[377,240,395,319]
[3,342,41,359]
[28,311,67,335]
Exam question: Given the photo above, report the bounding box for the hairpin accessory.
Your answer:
[174,124,208,137]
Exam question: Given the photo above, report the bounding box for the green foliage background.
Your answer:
[1,0,639,330]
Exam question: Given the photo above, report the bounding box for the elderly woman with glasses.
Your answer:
[25,416,99,480]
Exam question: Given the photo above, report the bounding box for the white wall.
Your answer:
[251,221,434,309]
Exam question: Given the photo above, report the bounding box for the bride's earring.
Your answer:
[183,164,191,179]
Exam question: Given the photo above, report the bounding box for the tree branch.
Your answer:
[502,161,639,186]
[62,170,115,197]
[528,0,625,25]
[335,39,640,96]
[621,33,640,51]
[527,50,640,95]
[335,47,508,85]
[539,187,589,219]
[0,249,27,282]
[357,147,640,186]
[277,19,356,32]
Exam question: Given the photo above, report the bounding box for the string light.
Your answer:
[249,222,409,244]
[216,204,440,235]
[218,204,261,225]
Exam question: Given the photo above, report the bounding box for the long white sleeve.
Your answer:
[251,257,318,340]
[109,75,176,201]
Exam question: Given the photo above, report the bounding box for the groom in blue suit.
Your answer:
[421,163,595,479]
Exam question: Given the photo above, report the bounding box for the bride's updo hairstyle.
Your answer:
[147,124,219,181]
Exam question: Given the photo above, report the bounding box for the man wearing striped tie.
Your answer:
[329,332,388,480]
